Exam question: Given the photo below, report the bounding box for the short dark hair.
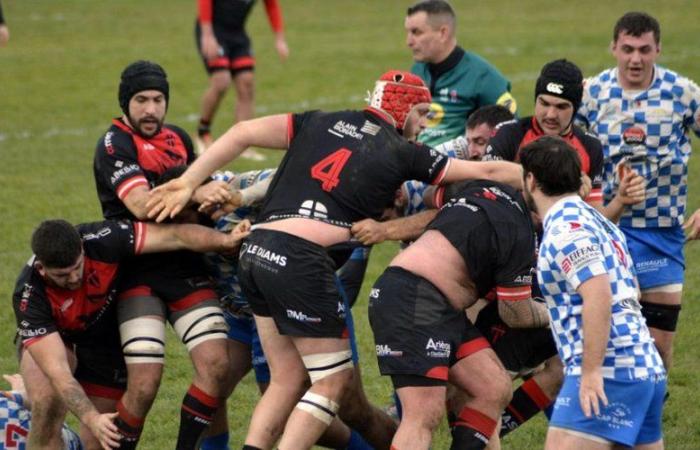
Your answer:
[407,0,455,27]
[31,220,82,268]
[614,12,660,44]
[466,105,514,130]
[519,136,582,196]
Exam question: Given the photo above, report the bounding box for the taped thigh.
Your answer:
[119,317,166,365]
[295,391,339,425]
[302,350,353,384]
[172,300,228,352]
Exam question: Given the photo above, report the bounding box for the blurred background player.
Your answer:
[195,0,289,159]
[522,136,666,450]
[0,0,9,47]
[405,0,516,147]
[576,12,700,372]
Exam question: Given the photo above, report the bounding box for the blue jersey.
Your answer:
[537,195,665,380]
[576,65,700,228]
[0,392,82,450]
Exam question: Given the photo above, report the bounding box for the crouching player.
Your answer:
[522,136,666,449]
[369,179,549,450]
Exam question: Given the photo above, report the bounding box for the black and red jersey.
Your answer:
[428,180,535,302]
[485,117,604,203]
[258,109,449,228]
[198,0,283,33]
[93,118,195,220]
[12,221,145,346]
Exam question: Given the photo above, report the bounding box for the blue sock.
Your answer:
[344,429,374,450]
[199,432,230,450]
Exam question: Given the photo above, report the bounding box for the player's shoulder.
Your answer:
[582,68,616,97]
[572,125,603,150]
[95,121,136,154]
[76,220,133,258]
[13,257,45,301]
[461,50,500,73]
[655,65,700,99]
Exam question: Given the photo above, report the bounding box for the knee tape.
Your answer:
[302,350,353,384]
[119,318,166,364]
[296,391,339,425]
[172,306,228,351]
[640,301,681,332]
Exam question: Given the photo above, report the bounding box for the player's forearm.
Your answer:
[598,196,625,223]
[498,298,550,328]
[580,278,612,374]
[56,378,101,426]
[383,209,437,242]
[162,223,231,253]
[443,159,524,190]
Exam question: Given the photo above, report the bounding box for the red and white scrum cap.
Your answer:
[368,70,431,130]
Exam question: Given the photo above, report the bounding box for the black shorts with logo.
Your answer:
[238,229,347,338]
[369,267,489,383]
[474,301,558,374]
[195,24,254,74]
[74,337,127,400]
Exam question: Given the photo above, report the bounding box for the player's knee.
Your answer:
[295,391,340,426]
[302,350,354,397]
[210,71,232,92]
[126,369,162,404]
[640,301,681,332]
[194,347,233,388]
[173,305,228,352]
[234,72,255,100]
[120,317,166,365]
[477,368,512,408]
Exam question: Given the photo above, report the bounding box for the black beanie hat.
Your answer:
[534,59,583,113]
[118,60,169,115]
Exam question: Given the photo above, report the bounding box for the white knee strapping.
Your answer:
[296,391,339,425]
[119,317,166,364]
[172,306,228,352]
[302,350,353,384]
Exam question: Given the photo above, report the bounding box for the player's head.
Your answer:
[519,136,582,213]
[31,219,84,290]
[534,59,583,136]
[405,0,456,63]
[465,105,514,160]
[611,12,660,90]
[368,70,432,134]
[119,60,169,138]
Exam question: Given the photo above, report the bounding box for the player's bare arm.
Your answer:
[351,209,438,245]
[27,333,121,449]
[498,297,550,329]
[141,220,251,254]
[442,159,524,190]
[594,170,646,223]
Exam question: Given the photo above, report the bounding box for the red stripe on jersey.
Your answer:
[118,285,152,301]
[168,289,218,312]
[230,56,255,70]
[286,113,294,146]
[496,286,531,302]
[81,382,125,400]
[116,176,148,200]
[431,158,451,185]
[424,366,448,381]
[134,222,146,255]
[198,0,213,24]
[263,0,284,33]
[586,188,603,203]
[187,384,219,408]
[456,337,491,359]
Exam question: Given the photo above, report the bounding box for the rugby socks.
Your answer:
[200,432,230,450]
[197,119,212,138]
[344,429,373,450]
[115,399,144,450]
[176,384,220,450]
[500,378,553,437]
[450,407,496,449]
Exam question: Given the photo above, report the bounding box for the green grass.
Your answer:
[1,0,699,448]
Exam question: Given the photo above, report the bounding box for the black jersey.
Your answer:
[427,180,535,301]
[93,118,195,221]
[484,117,604,202]
[13,221,144,346]
[258,109,449,228]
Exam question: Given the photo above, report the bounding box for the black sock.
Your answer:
[176,384,219,450]
[115,400,144,450]
[500,378,552,437]
[450,407,495,450]
[198,120,211,137]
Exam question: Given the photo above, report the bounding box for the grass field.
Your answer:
[1,0,700,448]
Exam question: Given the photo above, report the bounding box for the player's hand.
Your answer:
[193,180,232,208]
[0,25,9,47]
[223,219,251,253]
[351,219,387,245]
[86,412,121,449]
[147,178,195,222]
[207,191,244,221]
[201,31,220,61]
[616,170,645,205]
[578,172,592,200]
[683,208,700,241]
[275,35,289,61]
[2,374,26,393]
[579,370,607,418]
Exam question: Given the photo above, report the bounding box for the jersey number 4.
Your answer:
[310,148,352,192]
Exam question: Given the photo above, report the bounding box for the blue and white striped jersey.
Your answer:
[576,65,700,228]
[538,195,665,380]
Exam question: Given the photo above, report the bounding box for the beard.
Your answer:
[129,113,164,138]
